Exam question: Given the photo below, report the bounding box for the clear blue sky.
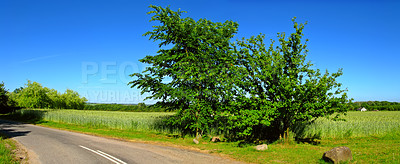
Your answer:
[1,0,399,103]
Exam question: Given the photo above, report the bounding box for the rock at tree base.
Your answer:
[211,137,221,142]
[193,138,199,144]
[254,144,268,151]
[322,146,352,163]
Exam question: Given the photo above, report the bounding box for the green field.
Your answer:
[299,111,400,138]
[4,109,400,163]
[13,109,400,139]
[14,109,176,133]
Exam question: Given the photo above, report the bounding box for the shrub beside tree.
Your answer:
[228,19,349,140]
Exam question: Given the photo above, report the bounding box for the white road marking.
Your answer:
[79,145,127,164]
[97,150,127,164]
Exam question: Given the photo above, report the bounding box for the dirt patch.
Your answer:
[8,138,39,164]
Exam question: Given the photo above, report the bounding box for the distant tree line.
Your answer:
[1,81,165,112]
[0,82,12,113]
[83,103,166,112]
[1,80,87,111]
[348,101,400,111]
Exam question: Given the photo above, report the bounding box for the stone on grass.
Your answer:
[211,137,221,142]
[193,138,199,144]
[254,144,268,151]
[322,146,352,164]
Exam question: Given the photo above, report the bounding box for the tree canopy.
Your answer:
[130,5,349,141]
[129,5,239,136]
[230,19,349,140]
[8,80,87,110]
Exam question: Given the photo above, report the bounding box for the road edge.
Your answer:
[11,138,40,164]
[0,118,244,164]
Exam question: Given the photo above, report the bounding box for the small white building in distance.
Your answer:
[357,107,367,112]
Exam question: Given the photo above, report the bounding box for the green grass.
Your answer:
[2,109,400,163]
[300,111,400,138]
[11,109,177,133]
[32,120,400,163]
[12,109,400,139]
[0,135,19,164]
[44,109,175,132]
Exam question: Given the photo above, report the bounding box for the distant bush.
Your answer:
[83,103,166,112]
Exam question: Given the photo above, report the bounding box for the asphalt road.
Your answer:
[0,119,241,164]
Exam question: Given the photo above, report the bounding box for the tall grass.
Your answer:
[297,111,400,138]
[0,135,18,164]
[14,109,177,134]
[11,109,400,139]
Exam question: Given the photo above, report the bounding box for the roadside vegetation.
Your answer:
[1,109,399,163]
[129,5,349,142]
[8,109,175,133]
[2,81,400,162]
[1,5,399,163]
[296,111,400,138]
[84,103,166,112]
[4,109,400,139]
[0,134,24,164]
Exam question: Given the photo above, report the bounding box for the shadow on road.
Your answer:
[0,109,47,124]
[0,119,31,139]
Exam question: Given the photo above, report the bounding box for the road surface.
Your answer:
[0,119,241,164]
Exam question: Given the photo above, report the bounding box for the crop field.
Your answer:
[15,109,176,133]
[6,109,400,163]
[13,109,400,138]
[298,111,400,138]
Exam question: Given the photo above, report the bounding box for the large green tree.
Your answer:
[130,6,349,141]
[232,18,349,140]
[61,89,87,109]
[13,80,52,108]
[129,5,238,136]
[47,89,64,109]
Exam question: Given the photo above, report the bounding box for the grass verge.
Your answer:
[0,134,26,164]
[22,120,400,163]
[1,110,399,163]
